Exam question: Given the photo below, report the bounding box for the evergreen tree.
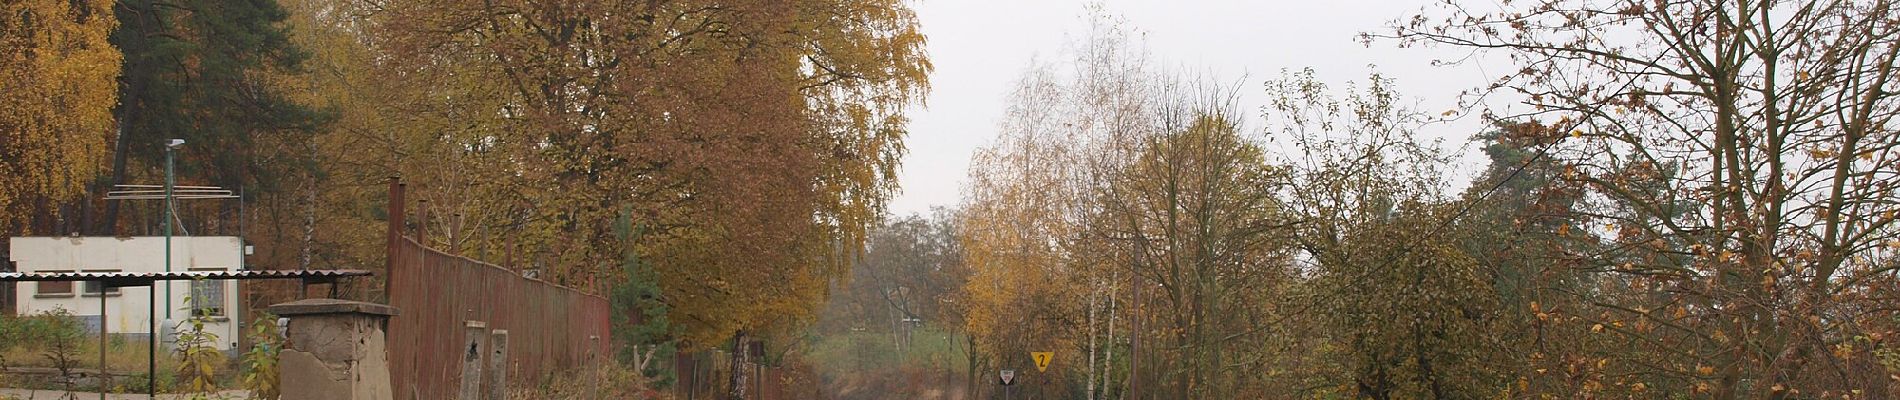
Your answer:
[612,213,676,386]
[102,0,325,233]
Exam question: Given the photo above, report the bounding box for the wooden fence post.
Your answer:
[385,178,403,303]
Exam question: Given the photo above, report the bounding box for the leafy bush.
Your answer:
[4,308,87,396]
[0,308,87,353]
[240,313,284,399]
[173,286,224,395]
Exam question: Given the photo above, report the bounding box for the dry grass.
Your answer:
[1,336,207,394]
[508,362,669,400]
[1,337,183,373]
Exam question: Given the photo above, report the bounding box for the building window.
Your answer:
[189,269,225,318]
[35,270,73,297]
[80,270,119,296]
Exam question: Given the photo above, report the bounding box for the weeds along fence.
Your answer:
[381,186,611,400]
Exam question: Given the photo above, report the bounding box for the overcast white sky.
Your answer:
[887,0,1504,217]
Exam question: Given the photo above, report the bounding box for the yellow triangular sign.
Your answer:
[1031,351,1053,372]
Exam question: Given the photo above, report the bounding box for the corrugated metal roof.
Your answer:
[0,269,371,285]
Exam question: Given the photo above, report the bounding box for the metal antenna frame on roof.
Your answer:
[95,138,243,399]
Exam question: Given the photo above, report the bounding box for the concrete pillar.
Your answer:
[486,330,509,400]
[269,299,399,400]
[460,321,487,400]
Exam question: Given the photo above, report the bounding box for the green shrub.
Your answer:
[240,313,284,399]
[173,284,224,395]
[0,308,87,352]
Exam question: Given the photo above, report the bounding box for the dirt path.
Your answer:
[0,388,250,399]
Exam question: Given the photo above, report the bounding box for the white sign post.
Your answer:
[999,369,1017,400]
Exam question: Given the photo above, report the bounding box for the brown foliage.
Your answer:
[262,0,929,349]
[1386,0,1900,396]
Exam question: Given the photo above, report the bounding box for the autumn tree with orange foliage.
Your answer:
[959,28,1133,399]
[257,2,927,397]
[0,0,119,235]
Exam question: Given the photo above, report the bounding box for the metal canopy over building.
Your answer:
[0,269,372,287]
[1,267,373,398]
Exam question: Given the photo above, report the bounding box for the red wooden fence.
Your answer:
[383,181,612,399]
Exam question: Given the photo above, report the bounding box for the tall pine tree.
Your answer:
[102,0,324,234]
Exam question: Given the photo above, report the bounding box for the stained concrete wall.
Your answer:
[272,299,396,400]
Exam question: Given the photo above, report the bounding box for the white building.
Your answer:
[9,236,244,350]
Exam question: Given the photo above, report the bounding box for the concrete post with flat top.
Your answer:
[270,298,399,400]
[460,321,487,400]
[486,329,509,400]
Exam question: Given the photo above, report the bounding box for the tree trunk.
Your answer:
[1086,279,1100,400]
[101,0,152,237]
[300,173,315,271]
[1128,271,1142,400]
[1103,273,1118,400]
[966,334,978,399]
[102,115,130,235]
[726,330,749,400]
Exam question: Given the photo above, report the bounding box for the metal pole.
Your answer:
[99,282,106,400]
[148,284,155,396]
[156,138,180,398]
[164,142,174,318]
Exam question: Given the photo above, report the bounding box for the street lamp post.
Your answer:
[155,138,182,396]
[164,138,181,318]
